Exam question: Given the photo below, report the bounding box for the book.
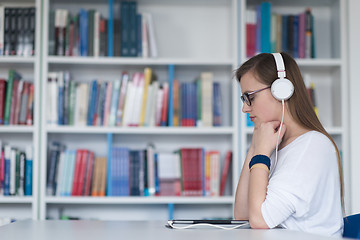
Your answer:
[129,1,138,57]
[108,79,121,126]
[139,68,152,126]
[120,1,130,56]
[47,142,61,196]
[4,145,11,196]
[260,2,271,53]
[24,146,33,196]
[4,70,22,125]
[220,151,232,196]
[0,79,6,124]
[167,65,174,126]
[116,72,129,126]
[107,0,113,56]
[212,82,222,126]
[0,7,4,55]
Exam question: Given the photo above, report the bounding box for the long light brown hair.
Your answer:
[235,52,344,211]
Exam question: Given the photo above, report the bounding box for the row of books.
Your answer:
[46,143,232,197]
[0,141,33,196]
[246,2,315,58]
[49,2,157,58]
[0,7,36,56]
[0,70,34,125]
[47,70,222,127]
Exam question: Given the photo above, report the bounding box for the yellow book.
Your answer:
[139,67,152,126]
[173,79,179,126]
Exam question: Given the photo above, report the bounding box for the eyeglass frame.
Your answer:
[240,86,271,106]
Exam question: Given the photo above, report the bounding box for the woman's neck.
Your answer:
[279,117,309,150]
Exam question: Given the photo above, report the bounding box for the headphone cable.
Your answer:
[272,99,285,176]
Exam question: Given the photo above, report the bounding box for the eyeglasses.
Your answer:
[240,86,271,106]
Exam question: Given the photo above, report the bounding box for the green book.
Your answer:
[4,70,22,125]
[68,80,76,125]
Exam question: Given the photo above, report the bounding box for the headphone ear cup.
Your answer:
[271,78,294,101]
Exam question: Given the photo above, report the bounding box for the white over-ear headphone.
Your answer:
[271,53,294,101]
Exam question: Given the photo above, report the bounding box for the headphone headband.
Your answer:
[270,53,294,101]
[272,53,286,78]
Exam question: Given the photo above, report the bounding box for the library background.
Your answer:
[0,0,358,224]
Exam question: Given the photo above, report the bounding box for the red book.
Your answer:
[71,150,83,196]
[220,151,232,196]
[160,82,169,126]
[26,84,34,125]
[181,148,202,196]
[78,150,89,196]
[0,79,6,124]
[83,151,94,196]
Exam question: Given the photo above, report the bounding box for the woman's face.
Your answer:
[240,71,282,128]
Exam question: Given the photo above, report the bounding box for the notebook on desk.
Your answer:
[166,219,250,229]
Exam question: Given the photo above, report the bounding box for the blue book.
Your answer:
[281,15,289,53]
[136,14,142,56]
[121,1,130,56]
[66,150,76,196]
[58,74,64,125]
[119,148,129,196]
[191,83,197,126]
[4,146,11,196]
[180,83,186,126]
[129,150,140,196]
[106,133,113,196]
[129,1,138,56]
[260,2,271,53]
[79,9,88,56]
[108,0,114,57]
[88,80,98,125]
[154,153,159,195]
[24,146,33,196]
[292,15,299,58]
[168,65,174,126]
[111,147,118,195]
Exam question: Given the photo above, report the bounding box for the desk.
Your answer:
[0,220,341,240]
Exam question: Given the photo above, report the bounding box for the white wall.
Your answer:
[348,0,360,214]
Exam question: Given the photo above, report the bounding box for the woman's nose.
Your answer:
[242,103,250,113]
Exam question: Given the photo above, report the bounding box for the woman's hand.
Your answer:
[252,121,286,157]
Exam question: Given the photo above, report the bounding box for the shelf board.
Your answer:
[45,196,234,204]
[0,196,33,203]
[0,56,36,63]
[296,59,342,67]
[47,56,234,66]
[0,126,34,133]
[245,126,343,135]
[46,126,234,135]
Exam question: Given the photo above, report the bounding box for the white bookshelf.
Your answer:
[39,0,239,220]
[239,0,350,213]
[0,0,41,220]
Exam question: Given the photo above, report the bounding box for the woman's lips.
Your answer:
[249,116,255,121]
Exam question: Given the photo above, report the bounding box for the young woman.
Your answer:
[234,52,344,237]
